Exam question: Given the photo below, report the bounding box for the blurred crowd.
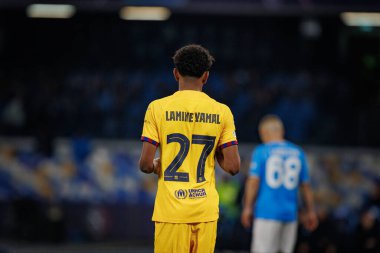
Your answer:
[1,140,380,252]
[0,139,154,204]
[1,14,379,146]
[0,67,350,146]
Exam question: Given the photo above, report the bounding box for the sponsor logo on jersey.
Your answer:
[174,188,207,199]
[188,188,207,199]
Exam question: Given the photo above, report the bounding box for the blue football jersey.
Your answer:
[249,141,309,222]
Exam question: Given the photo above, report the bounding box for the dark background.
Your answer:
[0,2,379,146]
[0,1,380,253]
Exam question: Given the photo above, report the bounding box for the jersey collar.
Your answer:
[174,90,209,98]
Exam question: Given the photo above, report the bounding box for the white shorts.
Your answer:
[251,218,298,253]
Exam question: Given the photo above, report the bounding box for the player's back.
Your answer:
[142,90,237,223]
[250,141,309,221]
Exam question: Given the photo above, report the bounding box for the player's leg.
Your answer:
[190,221,217,253]
[279,221,298,253]
[154,222,191,253]
[251,218,281,253]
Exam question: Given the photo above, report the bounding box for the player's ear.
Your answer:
[173,68,180,82]
[201,71,209,84]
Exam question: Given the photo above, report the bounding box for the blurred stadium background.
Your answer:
[0,0,380,252]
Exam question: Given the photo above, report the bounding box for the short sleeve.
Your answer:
[218,106,238,149]
[299,151,310,183]
[249,147,263,178]
[141,102,159,147]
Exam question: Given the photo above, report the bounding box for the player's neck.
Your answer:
[178,81,203,92]
[264,137,285,143]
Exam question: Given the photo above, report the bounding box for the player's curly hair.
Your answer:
[172,44,215,78]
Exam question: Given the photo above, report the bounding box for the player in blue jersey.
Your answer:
[241,115,318,253]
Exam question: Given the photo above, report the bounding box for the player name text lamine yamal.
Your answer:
[166,111,221,124]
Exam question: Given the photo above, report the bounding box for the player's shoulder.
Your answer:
[215,100,231,110]
[200,96,233,117]
[212,99,232,114]
[253,143,267,155]
[283,141,306,155]
[284,140,303,150]
[147,94,175,108]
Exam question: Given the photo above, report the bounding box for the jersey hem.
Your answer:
[152,216,219,223]
[141,136,159,147]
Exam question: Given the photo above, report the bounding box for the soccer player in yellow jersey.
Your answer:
[139,44,241,253]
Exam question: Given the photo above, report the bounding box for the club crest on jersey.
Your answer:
[175,189,187,199]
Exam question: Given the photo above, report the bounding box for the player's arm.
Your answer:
[139,142,160,174]
[139,102,160,174]
[300,183,318,231]
[241,176,260,229]
[217,105,240,175]
[299,151,318,231]
[215,145,240,175]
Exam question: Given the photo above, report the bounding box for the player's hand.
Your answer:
[241,207,253,229]
[153,158,161,176]
[303,210,318,232]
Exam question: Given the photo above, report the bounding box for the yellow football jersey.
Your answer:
[141,90,238,223]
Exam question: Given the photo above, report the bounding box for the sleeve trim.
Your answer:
[141,136,159,147]
[219,140,238,150]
